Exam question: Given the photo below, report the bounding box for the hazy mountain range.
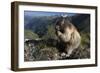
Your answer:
[24,12,90,37]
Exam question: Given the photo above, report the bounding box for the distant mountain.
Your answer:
[71,14,90,32]
[24,16,57,37]
[24,14,90,37]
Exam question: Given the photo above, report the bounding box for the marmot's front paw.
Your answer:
[57,31,62,36]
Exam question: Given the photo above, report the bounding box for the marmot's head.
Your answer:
[55,16,71,33]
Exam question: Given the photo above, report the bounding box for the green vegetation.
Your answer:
[24,29,39,39]
[42,25,57,40]
[80,32,90,48]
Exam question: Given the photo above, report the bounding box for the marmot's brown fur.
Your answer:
[55,16,81,57]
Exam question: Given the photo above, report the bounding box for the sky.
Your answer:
[24,11,76,17]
